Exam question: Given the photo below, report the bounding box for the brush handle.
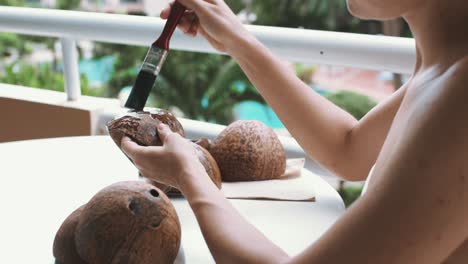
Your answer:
[153,1,187,50]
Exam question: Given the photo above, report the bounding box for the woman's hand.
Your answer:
[121,123,206,191]
[161,0,254,53]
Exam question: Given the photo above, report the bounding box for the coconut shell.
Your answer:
[53,206,87,264]
[107,108,184,148]
[107,110,222,194]
[74,181,181,264]
[144,108,184,137]
[193,142,222,189]
[210,120,286,182]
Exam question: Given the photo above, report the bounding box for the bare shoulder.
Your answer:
[289,57,468,264]
[415,56,468,118]
[355,56,468,261]
[441,56,468,93]
[451,56,468,72]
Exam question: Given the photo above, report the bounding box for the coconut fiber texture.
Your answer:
[107,108,184,148]
[209,120,287,182]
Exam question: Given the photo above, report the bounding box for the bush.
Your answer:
[0,63,100,96]
[295,64,316,84]
[325,90,377,120]
[338,185,363,207]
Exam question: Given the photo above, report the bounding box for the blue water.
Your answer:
[78,56,116,85]
[234,101,285,128]
[234,86,331,129]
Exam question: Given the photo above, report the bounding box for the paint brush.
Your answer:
[125,1,187,111]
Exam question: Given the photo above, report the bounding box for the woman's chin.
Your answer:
[346,0,403,21]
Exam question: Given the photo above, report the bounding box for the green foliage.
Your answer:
[338,185,363,207]
[0,0,24,5]
[251,0,352,31]
[325,91,377,120]
[56,0,81,10]
[223,0,384,34]
[225,0,246,13]
[153,50,264,124]
[0,63,100,96]
[0,33,25,57]
[0,0,79,9]
[94,41,264,124]
[295,64,316,84]
[94,43,147,97]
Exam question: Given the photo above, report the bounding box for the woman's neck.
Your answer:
[403,0,468,73]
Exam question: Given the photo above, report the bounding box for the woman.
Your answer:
[122,0,468,262]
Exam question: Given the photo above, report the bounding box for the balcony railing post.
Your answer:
[60,37,81,101]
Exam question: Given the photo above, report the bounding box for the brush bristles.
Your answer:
[124,71,157,111]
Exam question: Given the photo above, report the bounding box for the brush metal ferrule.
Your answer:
[141,46,168,75]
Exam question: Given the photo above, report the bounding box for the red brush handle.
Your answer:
[153,1,187,50]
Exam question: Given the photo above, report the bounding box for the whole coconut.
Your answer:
[210,120,286,182]
[53,206,87,264]
[149,141,222,195]
[74,181,181,264]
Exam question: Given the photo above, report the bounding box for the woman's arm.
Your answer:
[122,60,468,264]
[165,0,407,181]
[121,126,289,264]
[181,168,289,264]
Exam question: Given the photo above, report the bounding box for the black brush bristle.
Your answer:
[125,71,157,111]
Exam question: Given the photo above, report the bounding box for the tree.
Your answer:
[0,62,99,96]
[56,0,81,10]
[153,51,264,124]
[94,43,147,97]
[94,42,264,124]
[225,0,388,35]
[0,0,24,5]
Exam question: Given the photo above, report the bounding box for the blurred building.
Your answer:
[24,0,169,15]
[24,0,56,7]
[80,0,169,16]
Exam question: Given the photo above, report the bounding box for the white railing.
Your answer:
[0,7,417,99]
[0,6,417,177]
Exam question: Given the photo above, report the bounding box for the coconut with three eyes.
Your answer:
[53,181,181,264]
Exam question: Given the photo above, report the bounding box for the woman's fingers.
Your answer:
[121,136,145,159]
[157,123,173,143]
[162,0,207,15]
[199,28,225,51]
[176,0,206,12]
[161,5,199,37]
[185,10,199,36]
[121,136,166,167]
[178,13,195,34]
[160,1,173,19]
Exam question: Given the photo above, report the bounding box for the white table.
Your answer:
[0,136,345,263]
